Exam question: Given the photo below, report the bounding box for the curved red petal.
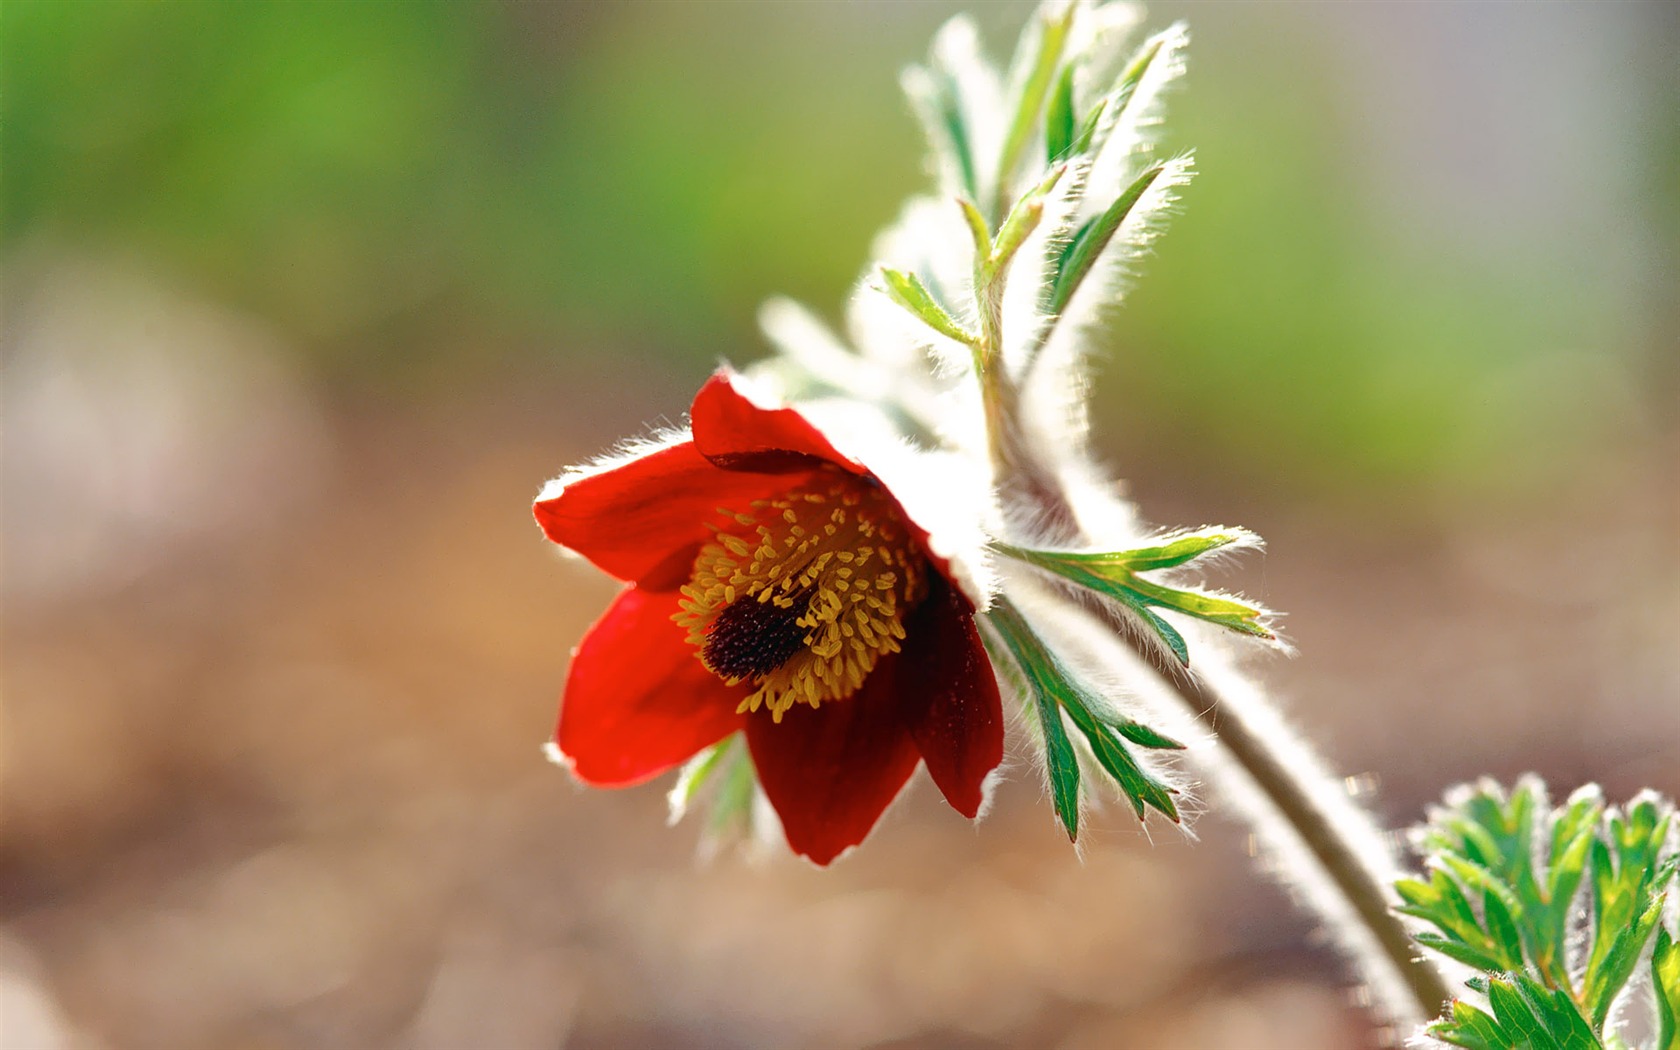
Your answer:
[690,371,864,474]
[557,586,745,786]
[897,576,1004,818]
[534,440,797,585]
[745,663,921,866]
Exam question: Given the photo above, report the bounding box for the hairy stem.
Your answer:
[1109,604,1452,1024]
[1005,453,1452,1027]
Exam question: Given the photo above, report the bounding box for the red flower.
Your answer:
[534,370,1004,864]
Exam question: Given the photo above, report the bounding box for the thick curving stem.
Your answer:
[996,430,1454,1029]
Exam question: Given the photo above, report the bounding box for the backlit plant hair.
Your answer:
[533,3,1677,1043]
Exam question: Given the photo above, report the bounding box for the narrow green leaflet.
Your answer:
[1033,665,1082,840]
[706,738,759,839]
[986,163,1066,283]
[994,0,1074,217]
[1048,162,1165,315]
[978,616,1079,839]
[903,59,979,203]
[878,267,978,347]
[666,736,734,824]
[984,597,1182,838]
[1434,974,1604,1050]
[1399,780,1677,1050]
[1653,927,1679,1050]
[1045,62,1078,163]
[997,531,1274,667]
[664,734,763,854]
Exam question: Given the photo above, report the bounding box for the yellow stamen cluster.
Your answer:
[674,470,926,722]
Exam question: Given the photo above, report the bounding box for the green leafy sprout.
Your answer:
[1397,778,1679,1050]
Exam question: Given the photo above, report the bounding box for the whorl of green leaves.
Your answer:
[891,3,1193,373]
[1396,778,1678,1050]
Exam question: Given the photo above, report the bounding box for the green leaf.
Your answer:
[995,1,1074,212]
[1584,893,1668,1029]
[1082,529,1256,572]
[936,71,979,203]
[878,267,977,347]
[1058,685,1180,823]
[1483,887,1526,971]
[666,737,733,825]
[1098,704,1186,751]
[986,162,1066,281]
[707,742,757,837]
[957,197,991,259]
[1122,573,1274,640]
[1435,999,1512,1050]
[1413,933,1509,974]
[1048,161,1165,314]
[1653,926,1679,1050]
[1092,23,1188,160]
[1135,606,1188,666]
[903,57,979,204]
[1488,976,1562,1050]
[983,597,1180,829]
[1400,781,1675,1048]
[1034,681,1081,841]
[1072,94,1107,156]
[995,537,1275,666]
[1045,62,1077,163]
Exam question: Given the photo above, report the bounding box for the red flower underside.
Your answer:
[746,575,1003,864]
[689,371,864,474]
[558,576,1002,862]
[558,585,744,786]
[535,441,801,586]
[887,575,1003,819]
[544,371,1004,862]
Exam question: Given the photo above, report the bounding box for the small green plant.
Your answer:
[1398,779,1678,1049]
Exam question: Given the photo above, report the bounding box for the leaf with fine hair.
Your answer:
[1045,62,1077,163]
[1049,161,1166,315]
[993,0,1074,218]
[997,531,1276,667]
[1653,926,1679,1050]
[878,267,978,347]
[1400,779,1677,1049]
[984,596,1181,834]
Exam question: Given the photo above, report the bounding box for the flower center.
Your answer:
[675,470,926,722]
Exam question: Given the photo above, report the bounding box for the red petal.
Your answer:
[534,441,797,585]
[897,576,1004,818]
[557,586,745,786]
[745,665,921,865]
[690,371,864,474]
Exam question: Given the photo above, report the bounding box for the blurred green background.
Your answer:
[10,0,1673,495]
[4,2,1676,1048]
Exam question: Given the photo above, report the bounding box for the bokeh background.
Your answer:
[4,2,1677,1047]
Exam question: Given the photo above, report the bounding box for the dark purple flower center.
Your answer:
[700,590,812,679]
